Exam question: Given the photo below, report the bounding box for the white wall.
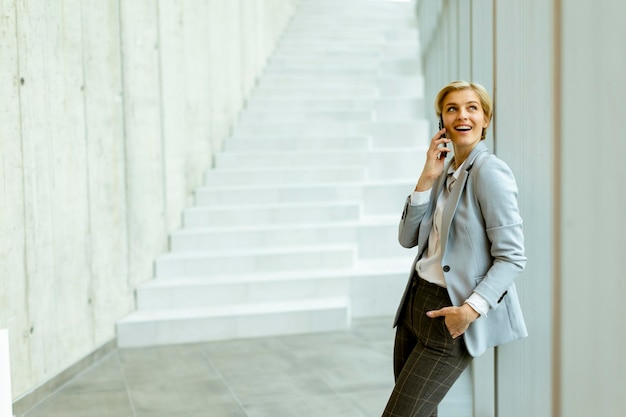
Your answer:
[0,0,297,400]
[558,0,626,415]
[418,0,626,416]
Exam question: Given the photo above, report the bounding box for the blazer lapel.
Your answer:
[439,143,489,255]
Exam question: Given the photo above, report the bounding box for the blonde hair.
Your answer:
[434,80,493,140]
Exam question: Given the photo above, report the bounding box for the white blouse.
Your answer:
[410,162,490,317]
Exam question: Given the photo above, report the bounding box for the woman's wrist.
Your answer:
[462,303,480,322]
[415,176,435,192]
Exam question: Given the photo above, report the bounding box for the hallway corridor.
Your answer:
[19,318,471,417]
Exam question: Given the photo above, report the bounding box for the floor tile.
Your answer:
[242,393,368,417]
[23,389,133,417]
[17,318,473,417]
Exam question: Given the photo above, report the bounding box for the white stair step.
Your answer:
[244,97,422,114]
[195,183,358,206]
[250,77,423,100]
[294,2,414,16]
[240,101,422,123]
[254,77,379,91]
[261,61,420,79]
[155,244,356,278]
[203,166,366,186]
[232,121,425,139]
[136,256,412,312]
[213,149,423,180]
[172,218,407,258]
[253,76,423,96]
[370,119,430,147]
[116,297,350,348]
[274,40,418,54]
[238,109,372,124]
[245,97,378,111]
[252,80,380,92]
[274,43,390,55]
[267,57,380,70]
[172,222,358,252]
[276,38,418,51]
[229,121,429,148]
[252,85,379,99]
[286,22,416,33]
[136,272,351,310]
[262,67,379,78]
[182,202,362,228]
[378,75,425,98]
[135,257,414,320]
[270,51,380,63]
[374,99,424,121]
[194,181,415,215]
[223,136,370,151]
[214,150,373,168]
[232,121,363,138]
[347,258,414,318]
[273,46,419,63]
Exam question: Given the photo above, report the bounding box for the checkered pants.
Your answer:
[382,275,473,417]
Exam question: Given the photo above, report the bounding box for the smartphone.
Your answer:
[439,116,447,159]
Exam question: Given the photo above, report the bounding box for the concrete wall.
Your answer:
[417,0,626,416]
[0,0,297,400]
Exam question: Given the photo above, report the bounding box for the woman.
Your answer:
[382,80,527,417]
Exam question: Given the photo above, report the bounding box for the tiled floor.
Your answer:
[20,318,471,417]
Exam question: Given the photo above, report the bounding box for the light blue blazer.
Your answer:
[394,141,528,357]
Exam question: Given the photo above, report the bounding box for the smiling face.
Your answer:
[440,89,490,151]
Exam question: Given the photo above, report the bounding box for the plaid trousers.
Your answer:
[382,275,473,417]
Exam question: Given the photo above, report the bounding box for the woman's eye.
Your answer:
[446,107,456,112]
[469,105,478,111]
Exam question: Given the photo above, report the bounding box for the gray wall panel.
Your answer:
[558,0,626,415]
[494,0,555,414]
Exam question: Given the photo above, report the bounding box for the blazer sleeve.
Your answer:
[473,157,527,309]
[398,195,429,249]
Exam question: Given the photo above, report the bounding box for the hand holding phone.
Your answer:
[438,116,447,159]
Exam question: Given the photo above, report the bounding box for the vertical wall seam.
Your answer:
[116,0,133,297]
[491,0,497,156]
[551,0,562,415]
[155,0,168,239]
[491,5,499,416]
[14,0,31,369]
[469,0,473,80]
[77,0,95,343]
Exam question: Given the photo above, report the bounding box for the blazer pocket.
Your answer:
[474,275,486,288]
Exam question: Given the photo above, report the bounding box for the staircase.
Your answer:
[117,0,430,348]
